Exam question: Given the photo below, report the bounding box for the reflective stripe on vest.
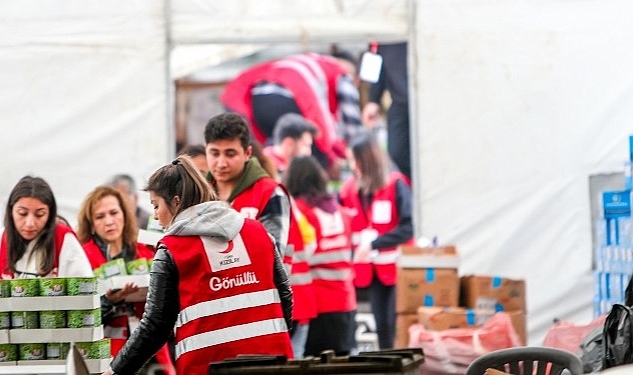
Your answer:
[292,249,308,263]
[373,249,400,265]
[176,289,280,329]
[309,249,352,265]
[175,318,288,359]
[311,268,352,281]
[289,272,312,286]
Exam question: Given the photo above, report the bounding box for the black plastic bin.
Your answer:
[208,348,425,374]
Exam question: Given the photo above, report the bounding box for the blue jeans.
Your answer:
[291,322,309,358]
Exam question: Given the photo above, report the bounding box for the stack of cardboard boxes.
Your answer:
[394,245,527,348]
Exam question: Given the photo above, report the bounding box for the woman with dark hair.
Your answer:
[77,186,175,374]
[102,155,293,375]
[0,175,93,279]
[284,156,356,357]
[338,132,413,350]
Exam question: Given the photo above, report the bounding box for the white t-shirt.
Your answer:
[2,228,93,278]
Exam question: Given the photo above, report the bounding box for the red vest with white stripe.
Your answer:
[288,201,317,322]
[81,240,155,355]
[0,224,71,278]
[160,219,293,374]
[339,172,412,287]
[296,199,356,313]
[230,177,294,270]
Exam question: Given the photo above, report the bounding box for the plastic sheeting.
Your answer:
[411,0,633,345]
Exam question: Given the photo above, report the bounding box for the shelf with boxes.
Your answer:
[0,277,110,374]
[594,188,633,316]
[394,245,527,349]
[593,135,633,316]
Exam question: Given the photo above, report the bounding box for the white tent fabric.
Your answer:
[170,0,407,44]
[1,0,632,349]
[0,1,169,222]
[411,0,633,344]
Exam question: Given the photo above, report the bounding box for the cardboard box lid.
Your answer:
[398,245,460,269]
[0,295,100,312]
[9,326,104,344]
[137,229,163,246]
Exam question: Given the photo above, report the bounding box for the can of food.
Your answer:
[76,339,110,359]
[67,308,101,328]
[66,277,97,295]
[93,266,105,279]
[0,312,10,329]
[11,311,38,329]
[101,259,127,278]
[39,278,66,296]
[18,343,45,360]
[39,310,66,329]
[0,280,11,298]
[125,258,149,275]
[10,279,39,297]
[46,342,70,360]
[0,344,17,362]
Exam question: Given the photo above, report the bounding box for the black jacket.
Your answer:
[109,243,293,374]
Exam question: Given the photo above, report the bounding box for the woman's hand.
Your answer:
[105,282,139,304]
[353,243,372,263]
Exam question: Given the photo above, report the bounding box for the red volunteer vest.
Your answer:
[296,199,356,313]
[160,219,293,374]
[0,224,72,278]
[288,201,317,322]
[339,172,413,287]
[81,239,174,373]
[230,177,293,268]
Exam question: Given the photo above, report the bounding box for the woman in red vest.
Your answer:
[103,155,293,375]
[0,175,93,279]
[338,132,413,350]
[285,156,357,356]
[77,186,175,375]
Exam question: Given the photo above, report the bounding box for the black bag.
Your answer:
[577,326,604,373]
[603,303,633,369]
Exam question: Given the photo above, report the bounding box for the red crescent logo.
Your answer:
[219,240,234,254]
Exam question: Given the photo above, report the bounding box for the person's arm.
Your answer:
[371,179,413,249]
[109,245,180,375]
[58,234,95,278]
[259,186,291,262]
[362,47,388,128]
[268,234,293,329]
[336,75,362,141]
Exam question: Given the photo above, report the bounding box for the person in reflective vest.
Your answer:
[285,156,357,356]
[104,155,293,375]
[204,112,294,273]
[338,132,413,350]
[0,175,93,279]
[76,186,175,374]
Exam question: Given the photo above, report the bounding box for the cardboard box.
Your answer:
[9,326,104,344]
[0,295,100,312]
[417,306,526,345]
[394,313,418,349]
[397,245,460,269]
[460,275,526,312]
[396,268,459,313]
